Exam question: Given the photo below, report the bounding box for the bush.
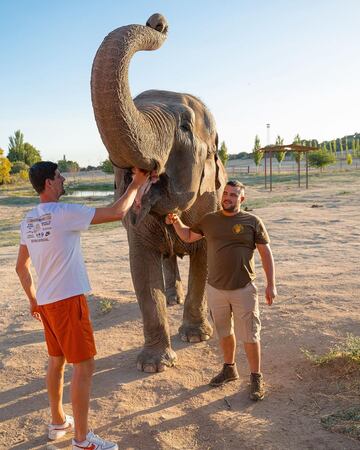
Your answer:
[19,169,29,181]
[10,160,29,174]
[308,149,336,171]
[58,159,80,173]
[101,159,114,174]
[0,151,12,184]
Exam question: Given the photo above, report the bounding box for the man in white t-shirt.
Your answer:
[16,161,149,450]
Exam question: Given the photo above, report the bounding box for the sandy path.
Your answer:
[0,179,359,449]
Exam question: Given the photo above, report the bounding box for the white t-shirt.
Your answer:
[20,202,96,305]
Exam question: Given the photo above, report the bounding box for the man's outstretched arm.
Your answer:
[91,168,149,224]
[166,213,203,243]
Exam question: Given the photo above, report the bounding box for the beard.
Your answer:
[222,201,237,212]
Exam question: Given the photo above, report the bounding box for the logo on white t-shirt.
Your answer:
[26,213,52,243]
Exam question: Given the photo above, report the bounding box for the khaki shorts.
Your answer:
[206,282,261,343]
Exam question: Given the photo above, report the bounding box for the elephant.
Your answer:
[162,254,185,306]
[91,13,226,372]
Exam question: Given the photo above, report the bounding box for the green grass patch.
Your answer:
[243,195,303,210]
[0,196,38,206]
[0,218,21,247]
[0,231,20,247]
[98,298,114,314]
[302,334,360,365]
[321,406,360,440]
[66,181,114,192]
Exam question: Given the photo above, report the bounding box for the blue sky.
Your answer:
[1,0,359,166]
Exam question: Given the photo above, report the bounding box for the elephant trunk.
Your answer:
[91,14,169,171]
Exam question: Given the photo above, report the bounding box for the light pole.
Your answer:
[266,124,272,191]
[266,123,270,145]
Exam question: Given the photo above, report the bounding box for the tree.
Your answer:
[274,135,286,172]
[101,159,114,174]
[7,130,25,162]
[57,159,80,173]
[7,130,41,165]
[23,142,41,166]
[218,141,229,166]
[292,134,303,163]
[339,138,344,156]
[252,135,263,172]
[0,148,12,184]
[332,139,337,154]
[308,149,336,171]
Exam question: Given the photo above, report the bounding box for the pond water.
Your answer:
[65,190,114,197]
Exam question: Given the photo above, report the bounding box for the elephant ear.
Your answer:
[199,150,227,196]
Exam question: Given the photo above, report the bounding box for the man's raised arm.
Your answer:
[91,168,149,224]
[166,213,203,243]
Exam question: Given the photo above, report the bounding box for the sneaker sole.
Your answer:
[48,426,72,440]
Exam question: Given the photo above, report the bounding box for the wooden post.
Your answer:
[297,153,301,188]
[305,151,309,189]
[264,151,267,189]
[270,150,273,192]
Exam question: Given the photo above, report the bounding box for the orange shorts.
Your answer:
[38,294,97,363]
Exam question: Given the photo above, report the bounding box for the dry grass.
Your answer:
[302,334,360,366]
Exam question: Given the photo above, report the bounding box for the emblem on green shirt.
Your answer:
[232,224,244,234]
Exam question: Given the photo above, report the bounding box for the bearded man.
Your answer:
[166,180,276,400]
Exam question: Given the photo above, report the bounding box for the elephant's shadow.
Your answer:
[88,293,189,335]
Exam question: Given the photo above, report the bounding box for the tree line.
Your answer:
[213,133,360,170]
[249,132,360,171]
[0,129,115,185]
[1,128,358,185]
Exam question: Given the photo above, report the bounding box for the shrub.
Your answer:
[10,160,29,174]
[308,149,336,171]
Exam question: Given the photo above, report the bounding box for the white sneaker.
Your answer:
[72,431,118,450]
[48,414,74,440]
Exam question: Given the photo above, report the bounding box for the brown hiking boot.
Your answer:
[209,364,239,387]
[249,372,265,401]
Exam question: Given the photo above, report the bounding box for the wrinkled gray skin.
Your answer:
[91,13,226,372]
[162,255,185,306]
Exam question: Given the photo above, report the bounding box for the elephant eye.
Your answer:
[180,122,191,132]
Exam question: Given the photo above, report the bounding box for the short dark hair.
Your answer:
[29,161,58,194]
[226,180,245,190]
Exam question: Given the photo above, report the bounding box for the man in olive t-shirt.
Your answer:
[166,180,277,400]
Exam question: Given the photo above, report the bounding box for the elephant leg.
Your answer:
[162,255,185,306]
[178,248,213,343]
[129,243,177,372]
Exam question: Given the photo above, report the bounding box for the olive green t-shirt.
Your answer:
[191,210,270,290]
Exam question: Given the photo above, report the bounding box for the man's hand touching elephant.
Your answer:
[165,213,179,225]
[133,169,159,207]
[131,168,150,187]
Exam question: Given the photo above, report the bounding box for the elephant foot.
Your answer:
[178,319,213,343]
[136,347,177,373]
[166,287,185,306]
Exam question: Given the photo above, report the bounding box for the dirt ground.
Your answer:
[0,174,359,449]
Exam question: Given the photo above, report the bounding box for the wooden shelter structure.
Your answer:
[258,144,320,191]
